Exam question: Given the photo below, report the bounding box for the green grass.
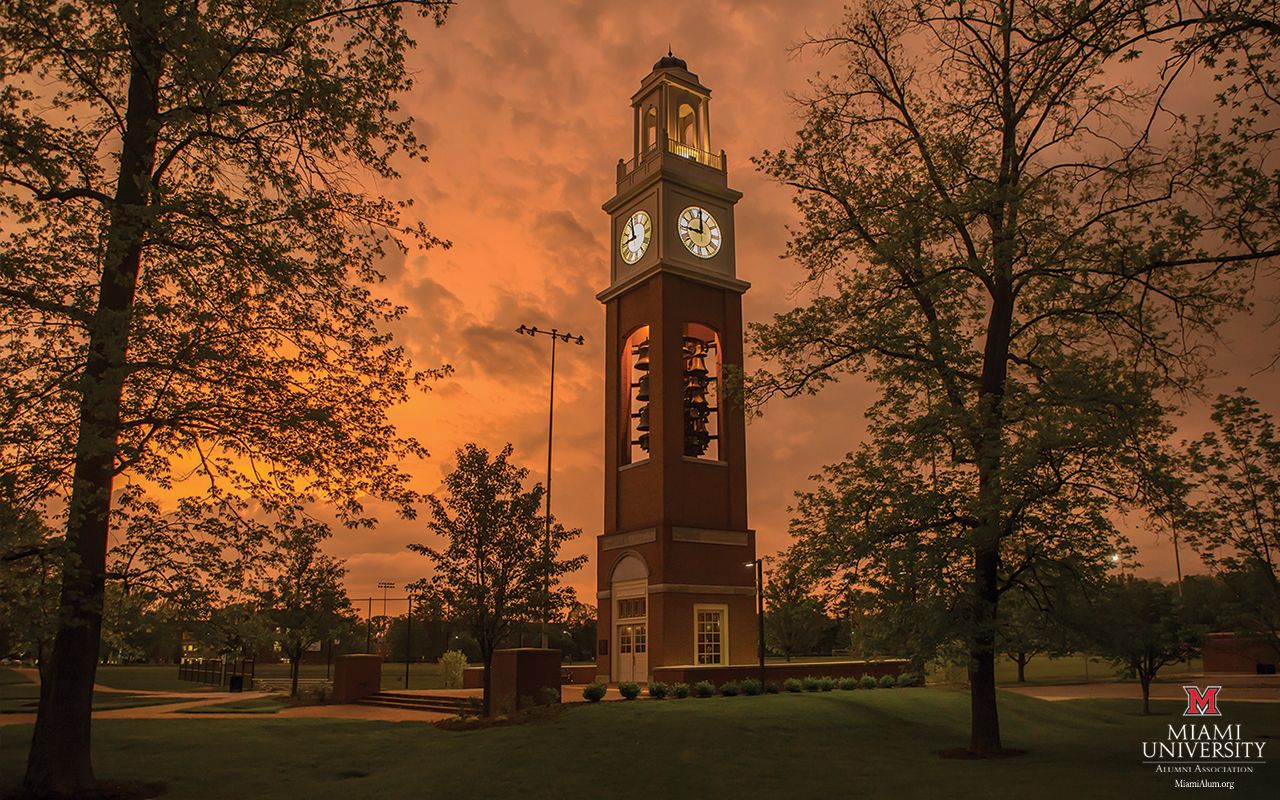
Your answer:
[0,670,29,687]
[177,697,286,715]
[0,684,183,715]
[989,654,1204,686]
[92,662,449,693]
[1,689,1275,798]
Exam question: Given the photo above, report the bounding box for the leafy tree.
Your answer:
[1080,577,1203,714]
[764,558,830,661]
[750,0,1255,754]
[998,592,1072,683]
[408,444,586,716]
[1184,391,1280,657]
[0,1,455,792]
[0,492,58,675]
[257,520,352,697]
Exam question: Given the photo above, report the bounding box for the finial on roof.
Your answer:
[653,49,688,71]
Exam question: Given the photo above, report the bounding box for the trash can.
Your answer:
[228,675,244,693]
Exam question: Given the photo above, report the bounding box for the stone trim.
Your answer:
[648,583,755,596]
[670,527,751,546]
[601,527,658,550]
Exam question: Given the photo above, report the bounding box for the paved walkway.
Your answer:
[1004,674,1280,703]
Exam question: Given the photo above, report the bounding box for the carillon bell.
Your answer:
[635,374,650,401]
[635,406,650,432]
[633,339,650,371]
[685,382,709,410]
[637,433,650,452]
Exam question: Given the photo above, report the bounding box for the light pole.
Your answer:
[377,581,394,656]
[515,324,585,648]
[746,558,765,688]
[405,594,413,689]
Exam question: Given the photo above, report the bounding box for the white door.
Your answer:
[615,623,648,682]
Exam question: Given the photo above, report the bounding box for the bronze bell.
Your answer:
[635,374,650,401]
[685,383,709,410]
[637,433,650,452]
[633,339,650,371]
[635,405,650,431]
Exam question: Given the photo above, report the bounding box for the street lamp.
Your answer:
[746,558,765,688]
[515,323,585,648]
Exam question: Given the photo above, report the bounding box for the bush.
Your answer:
[783,677,803,693]
[879,674,896,688]
[802,675,821,692]
[537,686,560,705]
[859,674,877,689]
[838,677,859,690]
[582,682,607,702]
[648,681,669,699]
[439,650,468,690]
[765,681,781,694]
[618,681,641,700]
[719,681,741,697]
[741,678,763,696]
[672,682,691,699]
[694,680,715,698]
[818,677,836,692]
[898,672,918,688]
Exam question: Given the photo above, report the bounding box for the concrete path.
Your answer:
[1004,675,1280,703]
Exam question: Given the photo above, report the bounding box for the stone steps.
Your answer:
[356,691,479,714]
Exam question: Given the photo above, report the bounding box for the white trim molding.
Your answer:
[670,527,751,546]
[601,527,658,550]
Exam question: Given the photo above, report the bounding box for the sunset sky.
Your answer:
[329,0,1280,609]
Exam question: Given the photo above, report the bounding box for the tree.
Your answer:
[750,0,1258,754]
[1184,392,1280,656]
[408,444,586,717]
[1081,577,1203,714]
[257,520,352,698]
[0,1,455,792]
[998,592,1072,683]
[764,558,830,661]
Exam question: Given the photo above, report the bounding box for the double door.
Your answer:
[615,622,648,683]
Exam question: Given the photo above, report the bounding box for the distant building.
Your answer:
[1202,632,1278,674]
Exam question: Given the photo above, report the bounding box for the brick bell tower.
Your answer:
[595,52,756,684]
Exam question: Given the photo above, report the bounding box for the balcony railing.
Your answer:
[666,137,723,169]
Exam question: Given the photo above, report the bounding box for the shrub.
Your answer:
[898,672,918,688]
[648,681,669,699]
[439,650,468,690]
[879,674,897,688]
[537,686,560,705]
[838,677,859,690]
[859,674,877,689]
[783,678,803,693]
[618,681,641,700]
[765,681,781,694]
[741,678,763,696]
[582,682,607,702]
[672,682,691,699]
[694,680,715,698]
[719,681,741,697]
[802,675,821,692]
[818,677,836,692]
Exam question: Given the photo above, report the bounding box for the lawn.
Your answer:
[177,697,286,715]
[0,684,182,715]
[93,662,449,693]
[1,689,1274,798]
[0,672,28,688]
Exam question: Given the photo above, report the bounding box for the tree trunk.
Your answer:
[969,543,1002,754]
[1016,655,1026,683]
[290,652,301,698]
[23,10,164,794]
[1141,674,1151,715]
[480,649,493,717]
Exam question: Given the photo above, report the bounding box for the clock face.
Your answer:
[619,210,652,265]
[677,206,721,258]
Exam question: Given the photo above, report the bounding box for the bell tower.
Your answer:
[595,53,756,683]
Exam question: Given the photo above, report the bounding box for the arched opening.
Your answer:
[611,554,649,683]
[622,326,651,465]
[644,106,658,151]
[682,322,720,460]
[677,103,697,147]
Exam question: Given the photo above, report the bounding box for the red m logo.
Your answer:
[1182,685,1222,716]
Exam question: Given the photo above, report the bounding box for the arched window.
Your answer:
[623,326,651,465]
[644,106,658,151]
[677,103,697,147]
[682,322,720,460]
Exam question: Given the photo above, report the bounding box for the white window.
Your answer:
[695,605,727,665]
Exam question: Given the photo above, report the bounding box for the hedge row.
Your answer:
[581,672,921,702]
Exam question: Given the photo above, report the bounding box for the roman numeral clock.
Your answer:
[595,52,757,685]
